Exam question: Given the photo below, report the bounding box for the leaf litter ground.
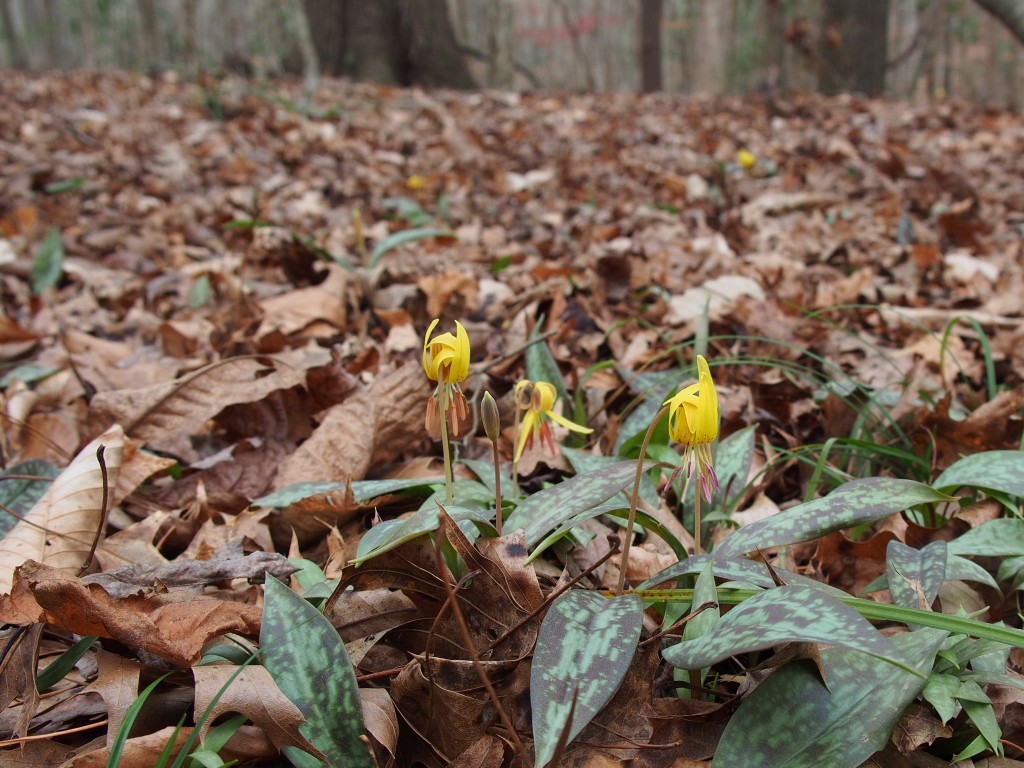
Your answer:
[1,71,1023,767]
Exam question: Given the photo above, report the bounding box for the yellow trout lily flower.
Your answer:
[423,319,470,439]
[663,355,719,503]
[514,380,593,462]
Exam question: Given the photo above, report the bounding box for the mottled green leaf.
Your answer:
[527,501,688,563]
[712,425,756,512]
[861,552,997,596]
[261,575,373,768]
[640,553,775,590]
[712,628,946,768]
[531,591,642,768]
[0,459,60,539]
[948,518,1024,558]
[886,540,946,610]
[31,227,64,294]
[352,504,492,565]
[923,672,961,724]
[525,322,568,405]
[663,585,903,672]
[715,478,952,557]
[934,450,1024,497]
[253,477,441,509]
[562,446,659,514]
[0,363,60,388]
[505,460,656,546]
[369,227,455,267]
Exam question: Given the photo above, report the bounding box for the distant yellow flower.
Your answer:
[423,319,470,439]
[737,148,756,170]
[514,380,593,462]
[407,174,426,190]
[664,355,719,502]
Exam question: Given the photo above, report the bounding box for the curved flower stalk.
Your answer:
[423,318,471,502]
[617,354,720,594]
[663,354,720,504]
[513,380,593,462]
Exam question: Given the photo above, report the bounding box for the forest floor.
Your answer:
[1,71,1024,767]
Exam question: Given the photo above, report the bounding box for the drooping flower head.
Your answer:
[514,379,593,462]
[423,319,470,439]
[663,355,719,503]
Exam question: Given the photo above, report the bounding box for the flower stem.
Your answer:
[492,441,502,535]
[511,404,521,498]
[616,404,669,596]
[439,388,453,504]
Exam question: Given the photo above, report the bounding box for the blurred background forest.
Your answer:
[0,0,1022,110]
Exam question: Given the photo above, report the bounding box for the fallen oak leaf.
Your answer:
[0,424,124,595]
[193,665,330,763]
[2,561,260,667]
[62,725,279,767]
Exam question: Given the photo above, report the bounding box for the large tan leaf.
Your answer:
[0,425,124,595]
[87,350,327,457]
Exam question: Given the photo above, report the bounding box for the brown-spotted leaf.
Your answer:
[0,424,123,595]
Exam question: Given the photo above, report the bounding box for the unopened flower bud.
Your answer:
[481,391,500,443]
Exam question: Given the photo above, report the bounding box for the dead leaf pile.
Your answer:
[1,71,1023,766]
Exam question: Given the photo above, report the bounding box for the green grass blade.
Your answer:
[107,672,173,768]
[36,635,97,692]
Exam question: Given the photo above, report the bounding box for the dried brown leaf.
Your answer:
[0,424,124,595]
[193,665,329,761]
[2,561,260,666]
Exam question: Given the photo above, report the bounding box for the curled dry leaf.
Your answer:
[0,424,124,595]
[0,561,261,667]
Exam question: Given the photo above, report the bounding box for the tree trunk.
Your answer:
[1,0,28,69]
[639,0,663,92]
[347,0,402,84]
[973,0,1024,46]
[303,0,475,88]
[818,0,890,96]
[693,1,732,93]
[303,0,348,77]
[43,0,61,68]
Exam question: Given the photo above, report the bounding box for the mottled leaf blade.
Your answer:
[715,478,952,556]
[713,628,947,768]
[253,477,442,509]
[531,591,642,768]
[0,459,60,539]
[886,540,946,610]
[934,450,1024,497]
[663,585,902,671]
[31,227,64,294]
[524,322,569,405]
[506,460,655,546]
[947,518,1024,558]
[261,575,373,768]
[712,425,756,512]
[352,504,491,565]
